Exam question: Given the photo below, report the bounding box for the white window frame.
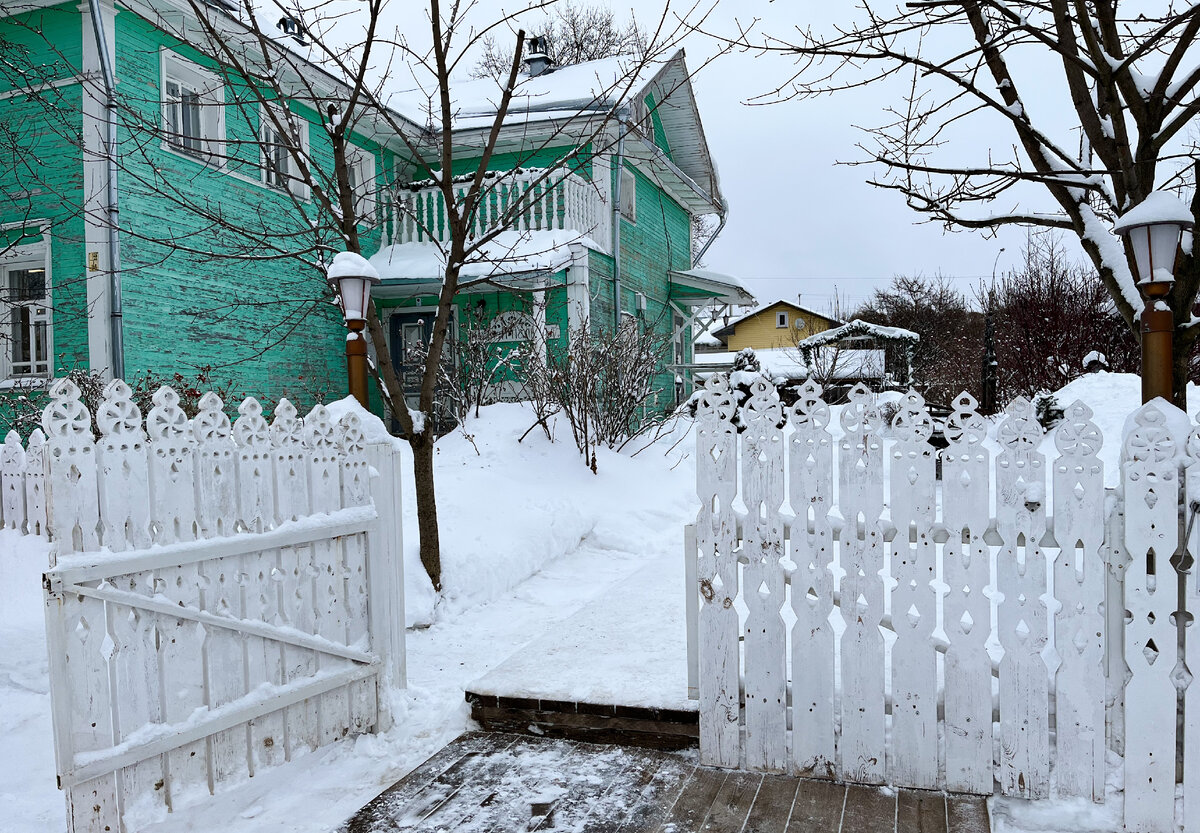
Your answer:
[776,311,789,328]
[345,145,377,222]
[160,50,225,163]
[260,105,311,200]
[1,242,52,382]
[619,167,636,224]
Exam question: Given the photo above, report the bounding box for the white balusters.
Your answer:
[788,380,836,778]
[1051,400,1106,801]
[1121,404,1180,832]
[888,389,938,789]
[95,379,151,552]
[147,386,195,544]
[940,393,993,794]
[42,377,100,557]
[694,375,740,768]
[740,379,787,772]
[995,396,1050,799]
[837,383,886,784]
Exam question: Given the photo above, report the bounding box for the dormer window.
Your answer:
[776,311,788,328]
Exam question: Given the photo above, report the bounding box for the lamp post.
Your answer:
[1113,192,1194,404]
[327,252,381,408]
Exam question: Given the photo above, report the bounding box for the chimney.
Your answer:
[276,15,308,46]
[524,35,554,77]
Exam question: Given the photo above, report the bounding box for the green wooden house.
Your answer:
[0,0,750,427]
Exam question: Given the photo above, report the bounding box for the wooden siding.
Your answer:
[725,302,836,351]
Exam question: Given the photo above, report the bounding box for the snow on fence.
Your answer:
[685,376,1198,833]
[35,378,404,833]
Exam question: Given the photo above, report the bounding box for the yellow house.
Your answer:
[712,300,840,351]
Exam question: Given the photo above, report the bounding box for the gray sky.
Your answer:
[383,1,1102,315]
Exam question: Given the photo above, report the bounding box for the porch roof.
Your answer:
[369,231,593,292]
[668,268,755,306]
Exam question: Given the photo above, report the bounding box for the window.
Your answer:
[619,167,636,223]
[1,248,51,380]
[161,51,225,161]
[345,146,377,221]
[261,107,311,199]
[776,311,788,328]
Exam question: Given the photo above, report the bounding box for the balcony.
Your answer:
[392,168,611,252]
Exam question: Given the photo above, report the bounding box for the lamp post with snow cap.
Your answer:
[328,252,380,408]
[1113,191,1194,404]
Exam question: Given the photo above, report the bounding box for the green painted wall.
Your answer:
[0,3,89,428]
[104,6,393,408]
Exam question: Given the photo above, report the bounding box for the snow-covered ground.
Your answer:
[1,374,1191,832]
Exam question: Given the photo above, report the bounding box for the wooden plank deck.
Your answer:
[341,732,991,833]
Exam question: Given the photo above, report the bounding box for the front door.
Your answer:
[388,309,455,434]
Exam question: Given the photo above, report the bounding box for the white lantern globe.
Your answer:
[327,251,381,324]
[1113,191,1194,286]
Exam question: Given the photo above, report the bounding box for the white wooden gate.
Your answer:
[37,378,404,833]
[687,376,1198,833]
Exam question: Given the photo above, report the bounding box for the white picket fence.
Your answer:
[25,378,405,833]
[686,376,1198,833]
[2,423,47,535]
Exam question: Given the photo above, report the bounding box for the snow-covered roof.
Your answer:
[692,347,888,381]
[798,319,919,350]
[393,53,664,131]
[668,268,755,306]
[370,230,592,283]
[712,299,840,339]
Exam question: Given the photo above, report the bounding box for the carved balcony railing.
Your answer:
[392,168,610,251]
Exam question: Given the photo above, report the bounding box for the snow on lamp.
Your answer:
[1113,191,1193,286]
[1113,191,1193,405]
[327,251,380,408]
[327,251,380,324]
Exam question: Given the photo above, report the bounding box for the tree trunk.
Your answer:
[1173,332,1192,413]
[410,431,442,592]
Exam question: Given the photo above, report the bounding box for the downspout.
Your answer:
[86,0,125,379]
[692,205,726,268]
[611,110,628,333]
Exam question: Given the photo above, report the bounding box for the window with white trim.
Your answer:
[776,311,788,328]
[261,107,311,199]
[345,146,377,222]
[161,51,225,160]
[619,167,636,223]
[1,247,51,380]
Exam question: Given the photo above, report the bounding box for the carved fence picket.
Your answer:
[994,397,1050,799]
[25,429,46,536]
[1187,428,1200,833]
[1121,404,1180,832]
[787,380,836,778]
[2,430,26,531]
[694,375,740,768]
[941,393,993,794]
[739,379,787,772]
[836,384,886,785]
[1051,401,1106,800]
[887,390,938,789]
[36,381,402,833]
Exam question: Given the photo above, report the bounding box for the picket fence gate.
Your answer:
[26,378,405,833]
[685,376,1199,833]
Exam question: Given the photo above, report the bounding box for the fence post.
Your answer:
[684,523,698,701]
[366,442,406,700]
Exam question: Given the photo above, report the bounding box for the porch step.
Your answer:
[465,691,699,751]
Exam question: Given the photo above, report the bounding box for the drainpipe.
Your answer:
[692,206,726,268]
[611,110,628,333]
[86,0,125,379]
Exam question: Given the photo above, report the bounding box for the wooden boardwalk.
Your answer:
[341,732,991,833]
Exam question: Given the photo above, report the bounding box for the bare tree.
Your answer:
[853,274,984,403]
[471,1,645,80]
[104,0,706,590]
[981,231,1139,400]
[711,3,1200,406]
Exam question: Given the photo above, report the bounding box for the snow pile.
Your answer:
[0,529,61,832]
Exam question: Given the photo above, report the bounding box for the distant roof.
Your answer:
[712,300,841,340]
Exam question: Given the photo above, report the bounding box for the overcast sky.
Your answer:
[381,1,1109,315]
